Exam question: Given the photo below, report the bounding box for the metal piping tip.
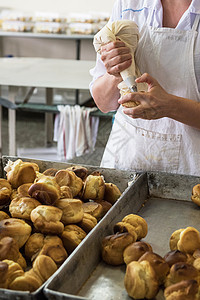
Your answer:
[130,85,137,93]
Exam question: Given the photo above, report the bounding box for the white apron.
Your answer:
[101,10,200,176]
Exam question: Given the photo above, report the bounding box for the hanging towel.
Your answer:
[54,105,99,161]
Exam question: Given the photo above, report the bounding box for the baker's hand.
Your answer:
[100,40,132,78]
[118,73,172,120]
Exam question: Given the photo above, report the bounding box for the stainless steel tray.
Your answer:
[44,171,200,300]
[0,156,136,300]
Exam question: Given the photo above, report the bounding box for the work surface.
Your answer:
[0,57,95,89]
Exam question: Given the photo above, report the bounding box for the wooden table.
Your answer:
[0,57,95,156]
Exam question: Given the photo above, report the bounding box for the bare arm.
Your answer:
[92,40,132,113]
[118,73,200,130]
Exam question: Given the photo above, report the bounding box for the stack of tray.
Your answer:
[0,156,137,300]
[43,171,200,300]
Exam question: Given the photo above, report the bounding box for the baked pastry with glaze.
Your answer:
[164,279,198,300]
[82,201,103,221]
[61,224,87,254]
[4,159,36,189]
[165,262,198,288]
[9,196,41,220]
[0,178,12,206]
[0,218,32,248]
[31,205,64,234]
[31,254,57,283]
[55,169,83,197]
[29,175,61,205]
[124,260,159,299]
[104,182,121,204]
[123,241,153,265]
[82,175,105,201]
[8,271,42,292]
[101,232,134,265]
[55,198,83,224]
[191,184,200,206]
[0,211,10,221]
[164,250,188,267]
[139,251,170,285]
[78,213,97,233]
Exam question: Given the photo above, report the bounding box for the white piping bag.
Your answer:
[93,20,148,93]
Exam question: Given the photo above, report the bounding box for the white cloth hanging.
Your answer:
[54,105,99,161]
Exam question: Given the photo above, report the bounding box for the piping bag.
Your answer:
[93,20,148,93]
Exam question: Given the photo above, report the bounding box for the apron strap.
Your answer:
[192,14,200,31]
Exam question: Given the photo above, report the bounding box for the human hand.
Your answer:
[100,40,132,78]
[118,73,172,120]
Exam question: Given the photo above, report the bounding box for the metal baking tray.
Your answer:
[44,171,200,300]
[0,156,137,300]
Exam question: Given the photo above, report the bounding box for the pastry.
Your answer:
[191,184,200,206]
[82,175,105,201]
[165,262,198,287]
[123,241,153,265]
[39,239,68,266]
[0,261,8,288]
[67,165,88,180]
[101,232,134,265]
[55,198,83,225]
[121,214,148,240]
[113,221,138,242]
[139,251,170,285]
[164,250,188,267]
[61,224,87,254]
[170,227,200,254]
[31,254,57,283]
[82,201,103,221]
[17,183,32,198]
[43,168,58,176]
[164,279,198,300]
[55,169,83,197]
[78,213,97,233]
[3,259,24,288]
[104,182,122,204]
[9,196,41,220]
[124,260,159,299]
[8,272,42,292]
[0,178,12,206]
[4,159,36,189]
[0,211,10,221]
[95,199,112,217]
[25,233,45,260]
[0,218,32,248]
[28,175,61,205]
[60,186,73,199]
[30,205,64,235]
[0,236,26,269]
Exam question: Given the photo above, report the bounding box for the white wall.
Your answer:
[0,0,115,14]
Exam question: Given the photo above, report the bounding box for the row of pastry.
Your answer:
[101,213,200,299]
[0,159,122,292]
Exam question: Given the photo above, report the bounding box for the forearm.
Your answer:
[92,72,121,113]
[169,95,200,130]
